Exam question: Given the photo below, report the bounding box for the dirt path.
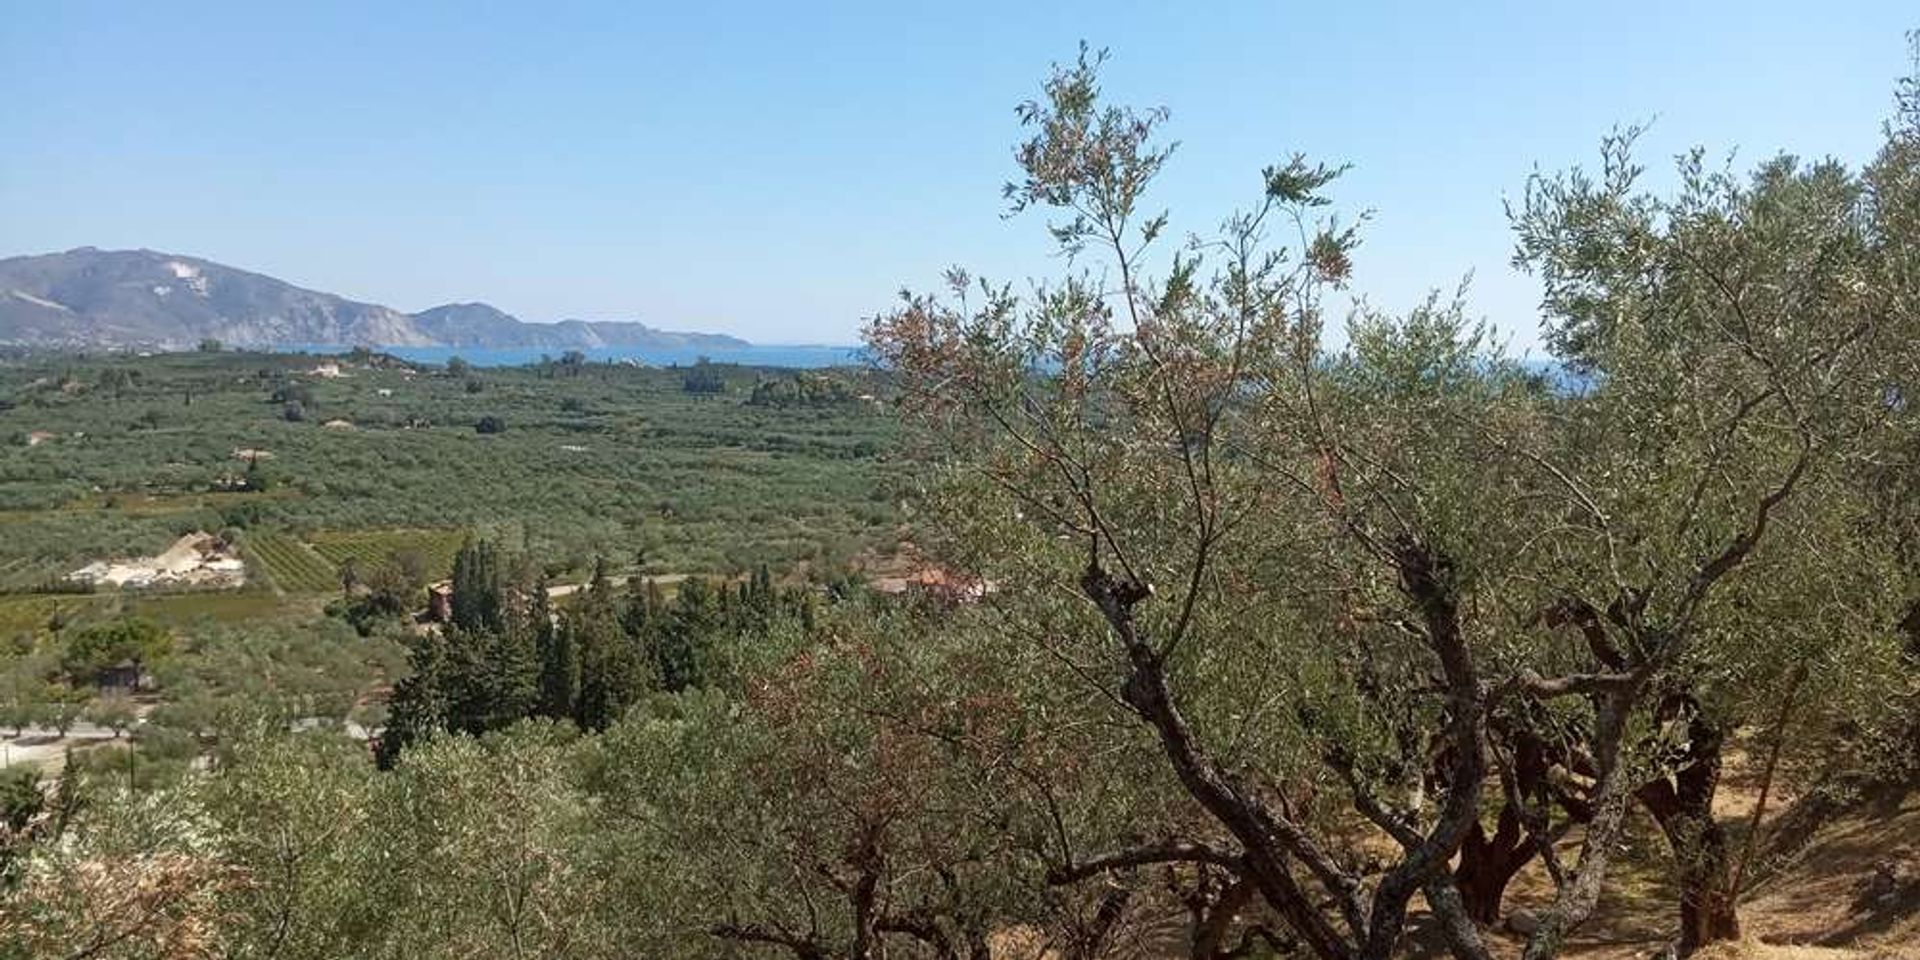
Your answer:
[544,573,688,599]
[2,725,120,774]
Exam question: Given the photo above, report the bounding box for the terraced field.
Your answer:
[247,531,339,594]
[308,529,465,582]
[248,528,465,595]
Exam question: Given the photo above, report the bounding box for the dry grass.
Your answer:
[1411,763,1920,960]
[1693,939,1919,960]
[1738,789,1920,958]
[992,772,1919,960]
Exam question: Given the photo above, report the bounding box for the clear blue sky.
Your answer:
[2,2,1912,350]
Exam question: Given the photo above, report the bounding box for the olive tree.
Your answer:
[587,609,1057,960]
[1502,106,1916,953]
[869,46,1918,960]
[203,733,388,960]
[868,48,1554,960]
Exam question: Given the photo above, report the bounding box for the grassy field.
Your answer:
[0,594,101,636]
[307,528,466,580]
[0,589,300,636]
[127,591,323,627]
[0,349,901,634]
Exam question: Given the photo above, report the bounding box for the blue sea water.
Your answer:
[276,344,1591,391]
[283,343,866,369]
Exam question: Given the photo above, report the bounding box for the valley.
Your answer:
[2,13,1918,959]
[0,348,899,607]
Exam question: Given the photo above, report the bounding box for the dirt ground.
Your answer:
[1738,792,1920,956]
[1468,754,1920,960]
[1000,766,1920,960]
[1,727,121,775]
[67,531,245,589]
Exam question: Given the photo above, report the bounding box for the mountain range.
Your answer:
[0,248,751,352]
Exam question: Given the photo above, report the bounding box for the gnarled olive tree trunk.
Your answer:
[1636,698,1740,955]
[1455,804,1532,926]
[1080,535,1495,960]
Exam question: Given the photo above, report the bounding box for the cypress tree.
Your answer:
[652,576,720,693]
[485,625,539,726]
[375,630,452,769]
[533,576,578,720]
[450,537,504,633]
[570,565,645,731]
[619,575,655,639]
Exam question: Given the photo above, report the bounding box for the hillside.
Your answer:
[0,248,751,352]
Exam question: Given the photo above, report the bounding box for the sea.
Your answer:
[277,345,1591,392]
[283,344,866,369]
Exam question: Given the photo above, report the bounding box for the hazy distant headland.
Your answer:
[0,247,777,356]
[286,343,866,369]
